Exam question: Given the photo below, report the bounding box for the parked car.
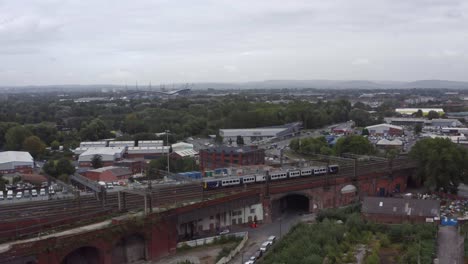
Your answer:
[0,191,4,200]
[219,229,230,235]
[7,190,13,200]
[40,188,46,196]
[15,192,23,199]
[260,241,270,252]
[31,189,38,197]
[23,190,30,198]
[253,250,262,259]
[267,235,276,243]
[49,187,55,194]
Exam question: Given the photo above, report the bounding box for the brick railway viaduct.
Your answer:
[0,159,414,264]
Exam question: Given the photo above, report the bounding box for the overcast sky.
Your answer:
[0,0,467,85]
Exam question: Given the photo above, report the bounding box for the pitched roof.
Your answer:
[0,151,34,164]
[366,123,403,130]
[376,139,403,146]
[362,197,440,217]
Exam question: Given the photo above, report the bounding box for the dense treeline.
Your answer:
[410,137,468,193]
[262,206,437,264]
[289,135,376,156]
[0,95,355,152]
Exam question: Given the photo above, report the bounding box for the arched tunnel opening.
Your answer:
[61,246,100,264]
[112,234,147,264]
[272,194,310,219]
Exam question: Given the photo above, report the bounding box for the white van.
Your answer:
[7,190,13,200]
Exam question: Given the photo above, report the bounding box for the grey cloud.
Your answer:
[0,0,467,85]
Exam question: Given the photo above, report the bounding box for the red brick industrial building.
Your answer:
[199,146,265,172]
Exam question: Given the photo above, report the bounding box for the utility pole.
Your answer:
[166,130,170,178]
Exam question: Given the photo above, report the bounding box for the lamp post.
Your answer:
[166,130,170,177]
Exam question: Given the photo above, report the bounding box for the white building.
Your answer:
[138,140,163,147]
[0,151,34,174]
[172,149,198,158]
[172,142,194,152]
[376,139,403,148]
[78,147,126,166]
[108,141,134,147]
[220,124,302,145]
[366,124,403,136]
[178,203,263,235]
[126,146,169,158]
[79,141,107,148]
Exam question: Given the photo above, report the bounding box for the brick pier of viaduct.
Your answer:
[0,167,412,264]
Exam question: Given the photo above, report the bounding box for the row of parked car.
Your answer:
[245,235,276,264]
[0,186,56,200]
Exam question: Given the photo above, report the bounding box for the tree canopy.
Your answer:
[335,135,375,155]
[410,137,468,193]
[22,136,46,158]
[91,154,103,169]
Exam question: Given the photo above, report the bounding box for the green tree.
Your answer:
[43,160,58,177]
[56,158,75,175]
[427,110,439,120]
[5,126,32,150]
[410,138,468,193]
[91,154,103,169]
[334,135,375,155]
[22,136,46,158]
[0,175,7,191]
[414,123,423,134]
[414,109,423,118]
[50,140,60,150]
[215,133,223,145]
[349,108,372,127]
[147,158,165,179]
[362,128,369,136]
[289,138,300,152]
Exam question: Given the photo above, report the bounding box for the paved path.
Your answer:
[229,211,314,264]
[437,226,464,264]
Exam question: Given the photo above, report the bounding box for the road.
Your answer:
[437,226,463,264]
[229,211,314,264]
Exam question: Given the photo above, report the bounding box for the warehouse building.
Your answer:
[385,117,462,128]
[79,141,107,148]
[199,146,265,172]
[126,146,169,159]
[219,122,302,145]
[0,151,34,174]
[78,147,126,167]
[82,166,132,182]
[138,140,163,147]
[172,142,194,152]
[108,141,135,147]
[365,124,403,136]
[362,197,440,224]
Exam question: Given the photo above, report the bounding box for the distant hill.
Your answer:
[2,79,468,91]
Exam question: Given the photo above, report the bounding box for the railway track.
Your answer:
[0,159,416,239]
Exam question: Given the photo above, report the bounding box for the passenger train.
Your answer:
[203,164,339,190]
